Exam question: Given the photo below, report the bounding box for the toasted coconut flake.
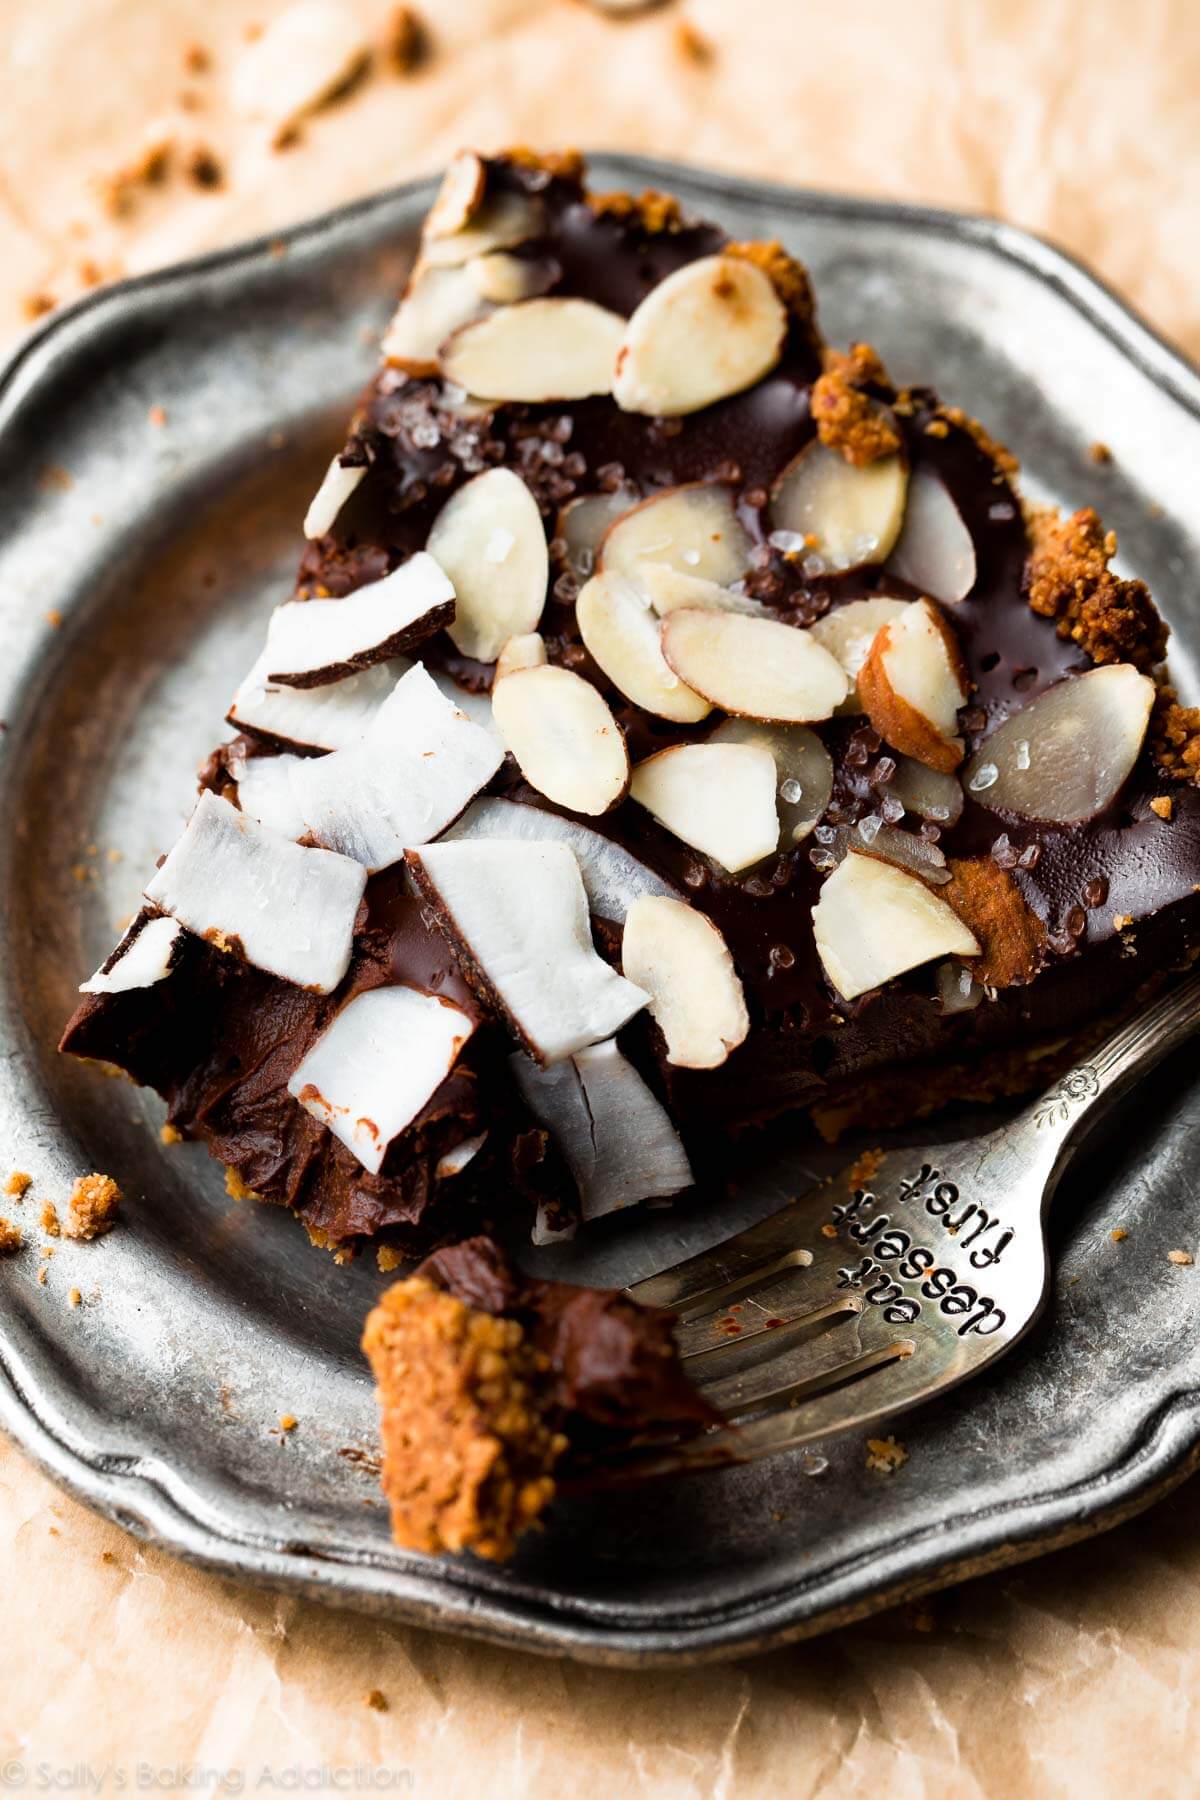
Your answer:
[427,468,548,663]
[381,265,490,374]
[630,742,778,874]
[467,251,560,305]
[771,441,908,573]
[442,797,677,922]
[424,150,487,239]
[407,839,647,1064]
[420,190,543,269]
[440,299,624,402]
[812,852,980,1002]
[576,570,710,723]
[622,896,748,1069]
[436,1133,488,1181]
[557,488,638,583]
[661,610,848,724]
[709,717,833,843]
[303,457,366,539]
[81,914,183,995]
[512,1039,693,1220]
[235,664,502,871]
[287,986,475,1175]
[491,665,629,815]
[809,597,910,711]
[144,791,365,993]
[613,254,786,416]
[599,482,752,589]
[962,665,1155,823]
[264,553,454,686]
[494,631,547,681]
[887,466,977,602]
[858,599,969,772]
[229,652,403,753]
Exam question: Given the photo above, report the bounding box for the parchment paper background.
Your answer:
[2,2,1199,1793]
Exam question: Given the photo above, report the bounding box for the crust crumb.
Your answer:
[279,1413,298,1432]
[674,19,714,63]
[1089,440,1113,465]
[185,145,224,190]
[40,1201,60,1238]
[589,188,684,234]
[225,1165,261,1202]
[936,405,1019,477]
[942,858,1046,988]
[848,1146,884,1189]
[811,343,901,467]
[1111,1227,1128,1242]
[362,1276,565,1560]
[385,6,429,73]
[1024,507,1167,672]
[726,239,816,330]
[365,1689,389,1712]
[68,1287,82,1308]
[22,292,56,321]
[1149,691,1200,786]
[64,1174,121,1241]
[183,43,211,74]
[160,1123,183,1146]
[0,1218,22,1254]
[502,146,585,185]
[5,1172,32,1200]
[377,1244,403,1273]
[866,1435,908,1474]
[1149,795,1174,821]
[1168,1249,1194,1267]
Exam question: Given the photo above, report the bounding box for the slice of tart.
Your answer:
[62,148,1200,1259]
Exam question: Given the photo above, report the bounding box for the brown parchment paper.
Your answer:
[2,1,1200,1791]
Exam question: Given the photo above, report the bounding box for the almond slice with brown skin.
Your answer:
[629,742,778,873]
[491,664,629,815]
[661,609,848,724]
[576,571,710,723]
[708,717,834,844]
[812,851,980,1002]
[440,298,625,402]
[424,150,487,239]
[858,598,970,772]
[962,664,1155,823]
[613,254,787,416]
[599,482,752,588]
[771,440,908,573]
[887,465,977,602]
[809,596,910,710]
[494,631,548,681]
[381,265,490,375]
[420,189,543,268]
[427,467,548,662]
[622,896,749,1070]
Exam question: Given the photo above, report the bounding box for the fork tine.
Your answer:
[676,1292,862,1374]
[626,1198,826,1316]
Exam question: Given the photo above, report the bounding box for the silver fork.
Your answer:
[605,969,1200,1479]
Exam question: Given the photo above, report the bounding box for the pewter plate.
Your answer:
[2,157,1199,1665]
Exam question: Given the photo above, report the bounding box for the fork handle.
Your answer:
[1011,965,1200,1182]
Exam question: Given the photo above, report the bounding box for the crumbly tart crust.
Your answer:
[61,148,1200,1258]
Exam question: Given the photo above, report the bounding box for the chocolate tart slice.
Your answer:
[62,148,1200,1259]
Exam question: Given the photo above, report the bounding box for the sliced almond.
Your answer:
[887,466,977,602]
[491,664,629,815]
[639,564,766,619]
[419,189,543,269]
[812,851,980,1002]
[443,796,678,921]
[858,599,969,772]
[511,1039,693,1220]
[264,552,455,686]
[852,817,951,885]
[962,665,1155,824]
[556,487,638,583]
[144,791,366,994]
[229,652,403,753]
[613,254,786,416]
[809,597,910,711]
[661,610,848,724]
[622,896,749,1069]
[630,742,778,874]
[771,440,908,573]
[287,985,475,1176]
[407,839,647,1064]
[231,0,370,137]
[81,913,184,995]
[598,482,751,588]
[494,631,547,681]
[575,571,710,723]
[381,265,489,374]
[424,150,487,239]
[427,467,548,663]
[708,717,833,844]
[467,250,560,305]
[303,457,365,540]
[889,756,964,826]
[440,299,625,402]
